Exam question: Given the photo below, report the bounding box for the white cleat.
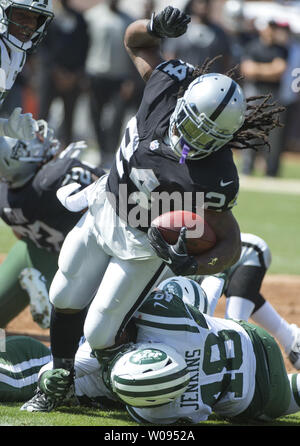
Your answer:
[20,389,58,412]
[19,268,51,329]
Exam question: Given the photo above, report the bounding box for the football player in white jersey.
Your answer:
[0,0,54,140]
[20,277,300,424]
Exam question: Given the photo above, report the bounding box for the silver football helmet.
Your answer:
[157,276,208,313]
[0,0,54,52]
[169,73,246,161]
[0,119,60,188]
[110,343,190,408]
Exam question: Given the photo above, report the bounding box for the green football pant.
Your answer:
[0,238,59,327]
[237,322,291,420]
[0,335,51,401]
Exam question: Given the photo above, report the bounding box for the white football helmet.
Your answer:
[169,73,246,161]
[157,276,208,313]
[0,0,54,52]
[0,120,60,188]
[110,343,190,408]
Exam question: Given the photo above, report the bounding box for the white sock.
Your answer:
[225,296,255,321]
[283,374,300,415]
[251,301,295,353]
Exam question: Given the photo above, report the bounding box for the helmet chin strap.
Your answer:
[179,138,191,164]
[3,33,32,52]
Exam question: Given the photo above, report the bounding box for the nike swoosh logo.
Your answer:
[154,302,168,309]
[163,258,172,264]
[220,179,234,187]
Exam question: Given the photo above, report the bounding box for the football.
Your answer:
[151,210,216,255]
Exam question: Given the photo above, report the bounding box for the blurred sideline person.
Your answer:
[19,277,300,424]
[0,0,54,140]
[37,0,89,147]
[163,0,233,74]
[0,121,104,329]
[84,0,136,167]
[240,20,288,177]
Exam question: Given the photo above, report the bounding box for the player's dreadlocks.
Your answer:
[178,55,285,151]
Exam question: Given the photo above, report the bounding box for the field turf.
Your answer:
[0,154,300,427]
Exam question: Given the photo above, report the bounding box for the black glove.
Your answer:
[148,226,198,276]
[147,6,191,38]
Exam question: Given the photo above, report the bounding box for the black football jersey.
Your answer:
[106,59,239,233]
[0,158,104,252]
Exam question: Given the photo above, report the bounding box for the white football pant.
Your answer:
[49,211,168,350]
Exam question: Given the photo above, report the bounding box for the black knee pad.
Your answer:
[225,265,266,312]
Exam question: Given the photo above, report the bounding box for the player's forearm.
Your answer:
[124,19,160,51]
[193,210,241,275]
[255,59,286,82]
[194,236,241,275]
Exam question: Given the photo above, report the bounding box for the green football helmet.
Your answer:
[110,342,190,408]
[0,0,54,52]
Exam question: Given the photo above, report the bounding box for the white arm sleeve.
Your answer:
[201,276,225,316]
[56,181,99,212]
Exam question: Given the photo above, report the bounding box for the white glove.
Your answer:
[0,107,39,140]
[58,141,88,159]
[56,182,88,212]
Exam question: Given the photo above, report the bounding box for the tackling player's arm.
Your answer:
[124,6,190,82]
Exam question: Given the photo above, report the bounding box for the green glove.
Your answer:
[39,369,73,398]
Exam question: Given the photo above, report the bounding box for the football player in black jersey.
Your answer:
[25,6,284,412]
[0,120,104,329]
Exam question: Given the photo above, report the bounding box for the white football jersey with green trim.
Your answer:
[0,39,26,107]
[130,291,256,424]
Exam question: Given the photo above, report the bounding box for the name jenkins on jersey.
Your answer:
[0,158,104,252]
[106,59,239,232]
[130,289,258,424]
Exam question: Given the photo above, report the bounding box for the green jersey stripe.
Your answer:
[0,371,39,388]
[133,317,200,333]
[0,364,45,380]
[0,355,51,372]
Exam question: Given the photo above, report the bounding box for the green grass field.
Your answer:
[1,403,300,427]
[0,154,300,427]
[233,189,300,275]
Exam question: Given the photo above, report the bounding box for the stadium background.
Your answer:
[1,0,300,375]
